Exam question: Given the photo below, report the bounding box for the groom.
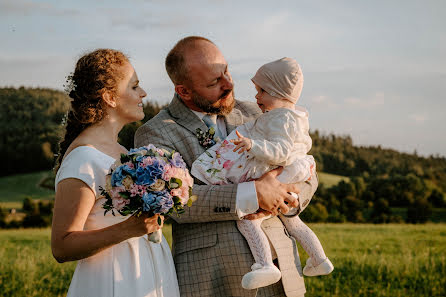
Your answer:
[135,36,318,297]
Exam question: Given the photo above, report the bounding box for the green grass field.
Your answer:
[317,172,350,188]
[0,224,444,297]
[0,171,54,204]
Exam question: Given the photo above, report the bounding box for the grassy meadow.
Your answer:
[0,171,54,204]
[0,224,444,297]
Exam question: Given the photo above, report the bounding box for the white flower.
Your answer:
[105,175,112,192]
[122,176,134,190]
[150,179,166,191]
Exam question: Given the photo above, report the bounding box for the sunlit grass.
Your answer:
[317,172,350,188]
[0,224,444,297]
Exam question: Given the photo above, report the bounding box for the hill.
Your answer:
[1,86,445,224]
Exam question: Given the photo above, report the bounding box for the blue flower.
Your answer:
[141,190,174,214]
[170,152,186,168]
[147,159,167,180]
[141,192,156,212]
[129,147,146,154]
[135,166,156,186]
[111,166,127,187]
[122,163,137,178]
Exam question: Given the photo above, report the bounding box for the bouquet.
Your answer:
[100,144,196,242]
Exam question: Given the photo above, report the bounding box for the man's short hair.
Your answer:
[165,36,215,85]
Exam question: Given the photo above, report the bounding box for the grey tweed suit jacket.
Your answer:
[134,94,318,297]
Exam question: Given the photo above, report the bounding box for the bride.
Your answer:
[51,49,180,297]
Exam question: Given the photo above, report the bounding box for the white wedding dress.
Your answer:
[55,146,180,297]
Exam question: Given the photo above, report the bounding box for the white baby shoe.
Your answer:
[303,258,334,276]
[241,263,282,290]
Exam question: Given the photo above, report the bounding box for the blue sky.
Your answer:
[1,0,445,156]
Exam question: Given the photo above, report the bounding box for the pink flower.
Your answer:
[110,186,126,199]
[223,160,234,169]
[124,162,134,170]
[140,157,154,168]
[130,184,146,197]
[216,143,234,155]
[162,164,179,181]
[171,186,189,205]
[112,196,130,211]
[156,148,165,156]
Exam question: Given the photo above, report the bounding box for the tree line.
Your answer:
[1,87,444,225]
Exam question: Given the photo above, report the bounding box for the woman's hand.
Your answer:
[124,213,164,238]
[231,130,252,153]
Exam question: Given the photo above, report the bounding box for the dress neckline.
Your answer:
[64,145,116,162]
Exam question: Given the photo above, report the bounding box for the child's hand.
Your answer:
[231,131,252,154]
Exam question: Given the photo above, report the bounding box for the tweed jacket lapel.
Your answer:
[167,93,209,136]
[223,107,243,134]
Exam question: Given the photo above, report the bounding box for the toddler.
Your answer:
[191,57,333,290]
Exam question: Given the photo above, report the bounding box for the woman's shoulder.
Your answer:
[62,146,114,165]
[55,146,114,193]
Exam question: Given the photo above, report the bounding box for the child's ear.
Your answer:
[175,85,192,101]
[102,91,117,108]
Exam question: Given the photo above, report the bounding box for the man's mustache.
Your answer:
[220,89,233,99]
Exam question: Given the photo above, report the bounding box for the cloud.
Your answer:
[409,113,428,124]
[0,0,79,16]
[343,92,386,108]
[104,6,192,30]
[309,95,339,108]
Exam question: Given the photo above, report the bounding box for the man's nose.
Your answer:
[222,74,233,90]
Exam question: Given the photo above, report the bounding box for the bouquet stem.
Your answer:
[148,229,162,243]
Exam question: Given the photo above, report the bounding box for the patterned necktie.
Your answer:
[202,114,223,142]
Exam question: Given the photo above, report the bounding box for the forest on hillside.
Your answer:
[1,87,444,225]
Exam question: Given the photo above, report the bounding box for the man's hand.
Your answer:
[254,168,300,216]
[244,209,271,220]
[231,130,252,154]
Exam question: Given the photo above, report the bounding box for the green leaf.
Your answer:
[118,192,130,199]
[170,177,182,189]
[120,154,130,163]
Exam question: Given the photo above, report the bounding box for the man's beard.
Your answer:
[191,89,235,116]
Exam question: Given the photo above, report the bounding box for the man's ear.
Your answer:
[175,85,192,101]
[102,91,117,108]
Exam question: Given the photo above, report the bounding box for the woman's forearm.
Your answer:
[52,220,133,263]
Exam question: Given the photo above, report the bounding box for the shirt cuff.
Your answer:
[236,181,259,218]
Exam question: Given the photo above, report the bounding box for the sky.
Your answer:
[1,0,445,157]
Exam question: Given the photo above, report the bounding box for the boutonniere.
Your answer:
[196,127,219,149]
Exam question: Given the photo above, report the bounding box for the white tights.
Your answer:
[237,215,327,268]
